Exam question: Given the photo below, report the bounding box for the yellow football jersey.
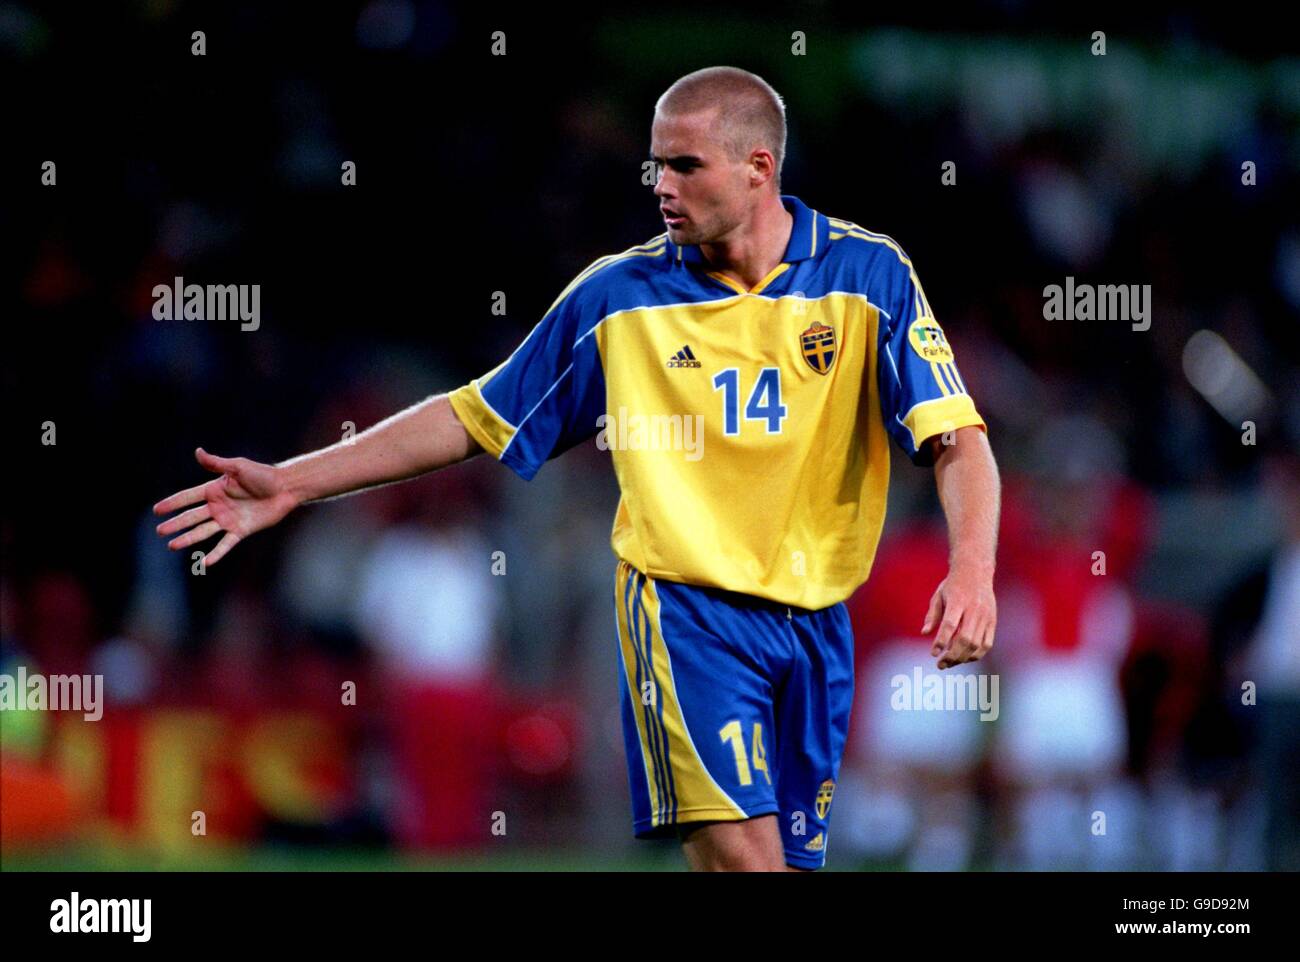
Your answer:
[448,194,986,609]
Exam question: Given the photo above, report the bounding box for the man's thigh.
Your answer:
[613,563,786,842]
[770,601,856,869]
[677,816,811,872]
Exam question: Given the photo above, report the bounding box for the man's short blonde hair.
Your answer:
[655,67,787,189]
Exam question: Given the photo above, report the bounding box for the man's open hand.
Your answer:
[920,564,996,670]
[153,447,298,567]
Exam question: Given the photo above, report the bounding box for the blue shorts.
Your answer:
[612,560,855,869]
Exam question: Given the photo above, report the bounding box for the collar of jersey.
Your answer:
[667,194,828,268]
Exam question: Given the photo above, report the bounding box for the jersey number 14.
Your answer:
[712,368,788,436]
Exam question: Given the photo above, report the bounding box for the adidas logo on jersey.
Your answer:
[666,345,701,368]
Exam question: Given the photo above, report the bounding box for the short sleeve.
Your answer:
[448,276,607,481]
[874,248,986,467]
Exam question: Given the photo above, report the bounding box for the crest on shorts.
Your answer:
[801,322,836,375]
[815,779,836,819]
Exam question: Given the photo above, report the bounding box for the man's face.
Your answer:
[650,108,749,246]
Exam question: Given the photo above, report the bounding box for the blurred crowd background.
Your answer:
[3,2,1298,870]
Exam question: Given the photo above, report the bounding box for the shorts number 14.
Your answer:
[720,719,771,786]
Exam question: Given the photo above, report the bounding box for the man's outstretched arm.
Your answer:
[920,425,1000,669]
[153,393,482,567]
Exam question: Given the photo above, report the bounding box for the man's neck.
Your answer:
[699,194,793,291]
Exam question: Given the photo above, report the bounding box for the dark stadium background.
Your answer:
[2,2,1297,871]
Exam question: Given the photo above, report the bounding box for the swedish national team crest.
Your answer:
[800,322,836,374]
[815,779,836,819]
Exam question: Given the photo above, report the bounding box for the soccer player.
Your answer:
[153,66,1000,872]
